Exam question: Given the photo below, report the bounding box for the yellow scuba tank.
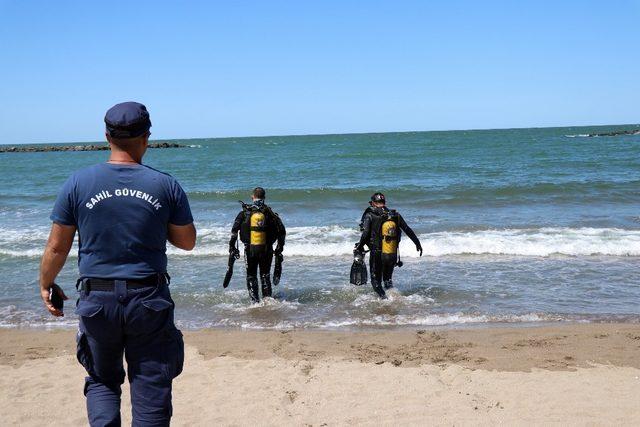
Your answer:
[381,219,398,254]
[250,211,267,245]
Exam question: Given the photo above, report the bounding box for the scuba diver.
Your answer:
[354,192,423,298]
[227,187,286,302]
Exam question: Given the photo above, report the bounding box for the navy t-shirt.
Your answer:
[51,163,193,279]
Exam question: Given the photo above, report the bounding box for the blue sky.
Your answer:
[0,0,639,144]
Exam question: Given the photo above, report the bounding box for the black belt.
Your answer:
[79,274,169,292]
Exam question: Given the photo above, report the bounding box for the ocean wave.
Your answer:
[186,187,412,203]
[169,226,640,257]
[4,308,638,330]
[2,225,640,258]
[310,312,556,329]
[184,180,640,206]
[416,227,640,257]
[3,181,638,208]
[0,311,550,330]
[0,305,78,329]
[166,312,570,330]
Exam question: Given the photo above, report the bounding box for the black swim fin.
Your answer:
[350,251,368,286]
[273,253,283,286]
[222,268,234,289]
[223,249,240,288]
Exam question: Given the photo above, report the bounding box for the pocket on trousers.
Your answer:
[75,300,104,338]
[76,330,94,376]
[74,300,103,317]
[141,298,173,312]
[130,297,174,335]
[164,328,184,380]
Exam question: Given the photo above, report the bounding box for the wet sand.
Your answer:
[2,323,640,425]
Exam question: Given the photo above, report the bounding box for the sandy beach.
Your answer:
[2,323,639,425]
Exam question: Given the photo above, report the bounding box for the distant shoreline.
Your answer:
[0,142,188,153]
[585,129,640,137]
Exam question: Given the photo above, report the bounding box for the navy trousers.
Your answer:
[75,279,184,427]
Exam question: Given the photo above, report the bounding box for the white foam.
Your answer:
[314,312,554,328]
[3,225,640,258]
[169,226,640,258]
[194,312,556,330]
[0,305,78,328]
[419,227,640,257]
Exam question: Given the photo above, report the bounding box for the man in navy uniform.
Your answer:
[39,102,196,426]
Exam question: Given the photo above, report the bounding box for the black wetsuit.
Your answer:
[229,201,286,302]
[356,206,421,298]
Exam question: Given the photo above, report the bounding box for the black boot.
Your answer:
[260,274,272,298]
[383,280,393,290]
[371,279,387,299]
[247,276,259,302]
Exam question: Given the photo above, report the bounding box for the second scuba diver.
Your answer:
[354,192,423,298]
[227,187,286,302]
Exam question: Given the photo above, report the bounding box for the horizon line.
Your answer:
[1,122,638,146]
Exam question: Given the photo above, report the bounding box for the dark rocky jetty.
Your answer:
[0,142,187,153]
[586,129,640,137]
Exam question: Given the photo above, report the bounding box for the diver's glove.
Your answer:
[416,242,423,257]
[274,244,284,255]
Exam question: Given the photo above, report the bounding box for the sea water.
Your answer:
[1,125,639,329]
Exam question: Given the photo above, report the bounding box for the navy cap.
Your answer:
[104,102,152,139]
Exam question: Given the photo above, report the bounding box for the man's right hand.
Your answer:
[39,222,75,318]
[40,283,68,317]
